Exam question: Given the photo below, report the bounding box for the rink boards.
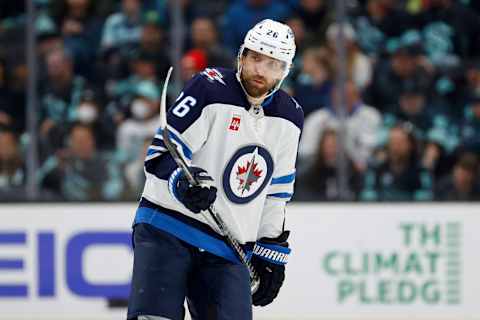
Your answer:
[0,203,479,320]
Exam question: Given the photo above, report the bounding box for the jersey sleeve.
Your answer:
[257,101,303,239]
[144,73,211,181]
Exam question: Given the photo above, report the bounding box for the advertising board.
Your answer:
[0,203,478,319]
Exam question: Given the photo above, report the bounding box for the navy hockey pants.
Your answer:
[127,223,252,320]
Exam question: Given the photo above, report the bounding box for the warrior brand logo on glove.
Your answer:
[250,231,291,307]
[253,242,290,264]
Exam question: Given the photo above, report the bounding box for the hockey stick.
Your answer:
[159,67,260,293]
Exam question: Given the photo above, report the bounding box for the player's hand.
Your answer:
[251,231,291,306]
[169,166,217,213]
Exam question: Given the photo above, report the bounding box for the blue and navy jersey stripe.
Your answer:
[267,192,293,199]
[133,198,254,264]
[154,127,193,160]
[144,127,193,181]
[271,172,295,185]
[267,172,295,201]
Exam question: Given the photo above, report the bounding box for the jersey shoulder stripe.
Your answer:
[271,172,296,184]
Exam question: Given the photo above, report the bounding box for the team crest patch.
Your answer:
[229,115,241,131]
[201,68,226,85]
[223,145,274,204]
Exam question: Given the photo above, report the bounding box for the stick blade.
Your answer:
[159,66,173,129]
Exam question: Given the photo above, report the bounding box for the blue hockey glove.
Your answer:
[168,166,217,213]
[251,231,291,306]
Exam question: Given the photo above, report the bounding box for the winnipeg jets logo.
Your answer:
[236,147,263,193]
[223,145,274,204]
[201,68,226,85]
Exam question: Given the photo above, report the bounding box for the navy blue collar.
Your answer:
[261,94,275,108]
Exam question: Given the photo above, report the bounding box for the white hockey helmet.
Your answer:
[237,19,296,95]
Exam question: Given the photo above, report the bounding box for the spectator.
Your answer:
[101,0,143,52]
[361,124,433,201]
[292,0,332,45]
[326,22,372,90]
[51,0,103,78]
[136,11,171,78]
[0,127,25,200]
[417,0,480,68]
[190,16,234,68]
[1,0,480,203]
[378,79,458,180]
[294,128,361,201]
[39,47,93,155]
[222,0,290,54]
[444,60,480,124]
[38,122,126,201]
[299,80,381,171]
[286,15,315,56]
[187,0,231,20]
[349,0,415,57]
[109,49,159,99]
[125,137,151,199]
[101,9,170,85]
[464,60,480,103]
[384,80,433,134]
[435,153,480,201]
[0,57,16,131]
[460,95,480,154]
[103,49,163,133]
[364,39,431,111]
[116,80,160,162]
[75,91,115,150]
[36,13,63,58]
[291,47,333,118]
[0,17,32,135]
[380,78,456,152]
[180,49,208,82]
[1,59,27,134]
[283,15,312,91]
[129,51,158,82]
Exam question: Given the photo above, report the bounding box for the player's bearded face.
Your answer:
[240,51,285,98]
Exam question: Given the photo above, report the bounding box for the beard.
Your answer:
[241,72,276,98]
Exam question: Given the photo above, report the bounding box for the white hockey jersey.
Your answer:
[134,68,303,263]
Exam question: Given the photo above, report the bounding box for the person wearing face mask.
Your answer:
[76,100,98,124]
[116,80,160,162]
[76,95,117,150]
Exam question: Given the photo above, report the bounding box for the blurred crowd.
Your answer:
[0,0,480,202]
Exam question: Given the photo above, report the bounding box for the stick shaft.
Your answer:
[159,67,259,292]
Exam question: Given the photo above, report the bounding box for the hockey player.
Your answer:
[127,19,303,320]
